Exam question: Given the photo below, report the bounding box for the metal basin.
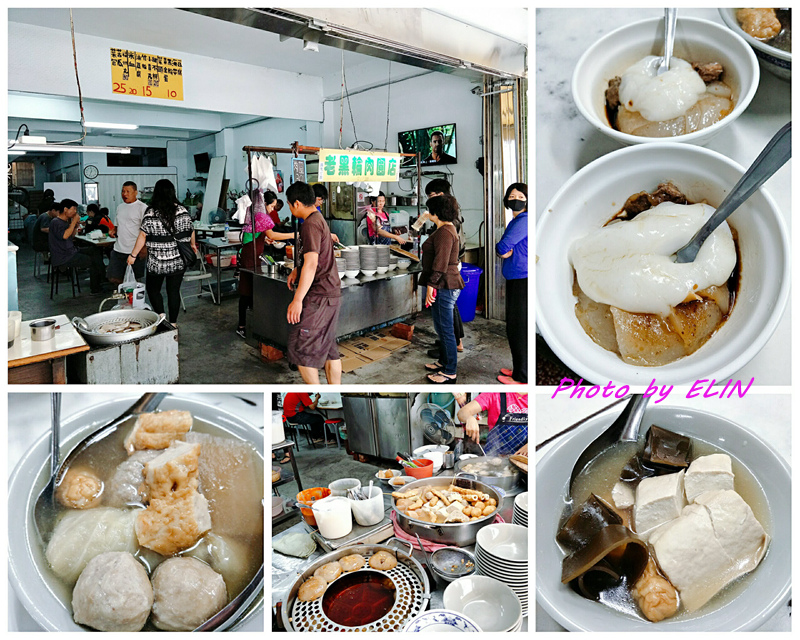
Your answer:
[72,309,165,346]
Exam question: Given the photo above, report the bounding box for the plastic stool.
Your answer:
[50,265,81,299]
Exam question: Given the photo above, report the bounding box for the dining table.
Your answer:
[7,314,89,384]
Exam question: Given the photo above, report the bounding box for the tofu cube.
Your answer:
[684,454,734,503]
[634,470,685,535]
[124,410,193,454]
[612,481,635,509]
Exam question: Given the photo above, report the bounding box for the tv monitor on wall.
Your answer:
[398,123,457,167]
[194,152,211,173]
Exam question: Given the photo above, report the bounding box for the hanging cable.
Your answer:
[384,61,391,151]
[341,51,358,144]
[339,49,345,149]
[56,9,87,145]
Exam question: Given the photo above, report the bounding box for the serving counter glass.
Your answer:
[250,264,422,351]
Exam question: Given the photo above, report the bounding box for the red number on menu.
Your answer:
[143,86,152,97]
[113,82,127,94]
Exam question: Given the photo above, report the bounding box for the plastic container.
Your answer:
[349,485,384,526]
[456,263,483,322]
[328,478,361,497]
[312,496,353,539]
[405,458,434,479]
[296,487,331,527]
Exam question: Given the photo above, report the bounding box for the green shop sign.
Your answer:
[317,149,403,182]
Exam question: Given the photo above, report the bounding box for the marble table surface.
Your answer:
[7,392,264,632]
[535,8,792,385]
[535,393,791,631]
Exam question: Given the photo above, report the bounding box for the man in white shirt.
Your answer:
[107,181,148,283]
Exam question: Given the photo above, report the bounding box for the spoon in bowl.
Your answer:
[656,8,678,76]
[33,392,167,544]
[675,121,791,263]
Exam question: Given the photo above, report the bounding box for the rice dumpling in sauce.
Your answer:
[560,425,769,622]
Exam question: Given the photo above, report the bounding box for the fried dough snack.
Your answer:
[393,483,498,524]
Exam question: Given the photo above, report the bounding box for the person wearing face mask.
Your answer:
[496,183,528,384]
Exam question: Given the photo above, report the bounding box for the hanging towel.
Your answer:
[234,194,252,224]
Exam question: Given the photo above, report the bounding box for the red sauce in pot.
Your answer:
[322,571,396,627]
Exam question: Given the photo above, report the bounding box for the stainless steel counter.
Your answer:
[250,266,422,350]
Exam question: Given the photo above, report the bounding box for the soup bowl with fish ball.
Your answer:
[572,16,759,147]
[536,142,788,386]
[8,395,264,631]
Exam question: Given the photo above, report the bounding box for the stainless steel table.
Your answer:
[199,237,241,304]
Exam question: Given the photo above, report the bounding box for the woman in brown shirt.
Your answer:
[419,195,465,383]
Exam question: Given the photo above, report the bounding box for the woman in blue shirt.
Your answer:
[496,183,528,384]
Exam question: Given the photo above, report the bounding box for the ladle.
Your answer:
[569,394,649,492]
[33,393,167,543]
[675,121,791,263]
[656,9,678,76]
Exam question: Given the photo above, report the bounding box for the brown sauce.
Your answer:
[322,571,396,627]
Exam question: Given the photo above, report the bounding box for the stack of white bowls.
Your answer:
[376,245,391,273]
[512,492,528,527]
[475,523,528,616]
[443,575,523,632]
[342,249,360,278]
[389,255,399,270]
[359,245,378,276]
[335,257,346,277]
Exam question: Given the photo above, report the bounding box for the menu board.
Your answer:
[317,149,401,182]
[110,48,184,101]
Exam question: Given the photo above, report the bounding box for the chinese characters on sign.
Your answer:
[317,149,402,182]
[110,48,184,101]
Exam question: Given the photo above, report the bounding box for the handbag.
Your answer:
[162,209,197,270]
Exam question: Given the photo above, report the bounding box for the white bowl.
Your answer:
[361,268,377,277]
[443,576,522,632]
[536,404,790,631]
[536,142,789,386]
[402,609,481,632]
[572,17,759,147]
[514,491,528,513]
[718,9,790,81]
[397,260,412,270]
[344,269,360,279]
[388,475,416,488]
[8,396,265,632]
[375,469,402,485]
[376,266,389,274]
[475,523,528,562]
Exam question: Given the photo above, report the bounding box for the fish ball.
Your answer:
[72,552,153,632]
[56,467,103,510]
[151,557,227,631]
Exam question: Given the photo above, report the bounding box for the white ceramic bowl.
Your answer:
[375,469,402,485]
[572,17,759,147]
[402,609,481,632]
[536,142,789,386]
[397,260,412,270]
[536,404,790,631]
[344,269,360,279]
[388,475,416,488]
[361,268,377,277]
[475,523,528,562]
[718,8,790,81]
[8,396,265,632]
[376,266,389,274]
[444,576,522,632]
[514,491,528,513]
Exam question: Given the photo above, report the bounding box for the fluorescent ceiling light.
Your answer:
[10,143,131,154]
[8,150,25,155]
[84,121,139,130]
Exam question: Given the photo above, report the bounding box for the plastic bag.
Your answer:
[122,264,137,289]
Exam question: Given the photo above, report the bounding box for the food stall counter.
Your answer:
[8,314,90,384]
[251,264,422,350]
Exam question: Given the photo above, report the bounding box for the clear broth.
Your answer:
[561,433,770,622]
[41,414,264,631]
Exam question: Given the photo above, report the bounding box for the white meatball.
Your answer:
[151,557,227,631]
[105,451,160,508]
[72,552,153,632]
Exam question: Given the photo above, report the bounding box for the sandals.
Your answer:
[279,454,291,464]
[499,368,513,377]
[497,374,524,385]
[424,362,444,372]
[427,372,457,384]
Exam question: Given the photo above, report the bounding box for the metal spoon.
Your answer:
[656,8,678,76]
[675,121,791,263]
[569,394,649,492]
[33,392,167,544]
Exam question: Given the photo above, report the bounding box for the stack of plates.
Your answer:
[376,245,391,273]
[341,249,360,278]
[389,255,399,271]
[335,257,346,276]
[512,492,528,527]
[475,523,528,616]
[359,245,378,276]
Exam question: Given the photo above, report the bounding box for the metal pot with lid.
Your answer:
[454,455,521,491]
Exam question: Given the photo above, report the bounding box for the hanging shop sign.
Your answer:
[317,149,402,182]
[110,48,184,101]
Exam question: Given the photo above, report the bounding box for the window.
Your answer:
[10,161,35,187]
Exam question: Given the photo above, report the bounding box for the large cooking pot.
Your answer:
[280,538,430,632]
[72,309,165,346]
[392,474,502,547]
[454,455,521,491]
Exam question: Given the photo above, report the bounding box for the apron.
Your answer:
[484,395,528,455]
[370,210,392,245]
